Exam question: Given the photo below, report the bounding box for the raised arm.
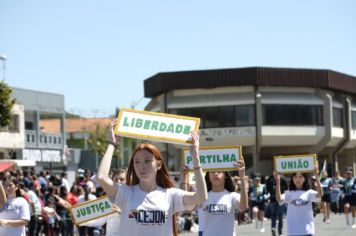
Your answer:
[179,164,190,191]
[97,120,120,197]
[0,181,7,209]
[274,171,283,202]
[313,164,323,198]
[183,131,208,205]
[235,156,248,211]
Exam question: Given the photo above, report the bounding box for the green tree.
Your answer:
[0,81,15,128]
[87,124,120,158]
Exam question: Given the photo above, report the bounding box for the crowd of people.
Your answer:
[1,119,356,236]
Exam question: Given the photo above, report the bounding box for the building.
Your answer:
[143,67,356,176]
[9,87,67,171]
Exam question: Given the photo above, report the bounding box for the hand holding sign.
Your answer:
[108,119,120,146]
[234,155,245,177]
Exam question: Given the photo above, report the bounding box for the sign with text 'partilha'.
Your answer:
[115,108,200,145]
[274,154,316,174]
[69,196,116,225]
[182,146,241,171]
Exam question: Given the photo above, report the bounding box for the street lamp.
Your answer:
[0,54,7,81]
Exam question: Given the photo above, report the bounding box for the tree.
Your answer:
[0,81,15,128]
[87,124,120,159]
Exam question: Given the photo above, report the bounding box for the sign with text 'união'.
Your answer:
[182,146,241,171]
[115,108,200,145]
[274,154,316,174]
[69,196,116,225]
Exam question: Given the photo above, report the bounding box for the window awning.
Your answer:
[0,159,36,171]
[261,93,324,105]
[0,162,15,172]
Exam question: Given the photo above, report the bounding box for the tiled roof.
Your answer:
[39,118,113,133]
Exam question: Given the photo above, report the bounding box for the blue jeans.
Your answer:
[270,201,286,235]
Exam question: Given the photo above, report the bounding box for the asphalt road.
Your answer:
[179,213,356,236]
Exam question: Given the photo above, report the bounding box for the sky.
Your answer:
[1,0,356,117]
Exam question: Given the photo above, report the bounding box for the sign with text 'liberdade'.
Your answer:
[115,108,200,145]
[69,196,116,225]
[182,146,241,171]
[274,154,316,174]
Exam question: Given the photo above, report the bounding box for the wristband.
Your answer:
[108,141,117,147]
[193,165,202,171]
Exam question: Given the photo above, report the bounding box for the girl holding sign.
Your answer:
[197,160,248,236]
[180,161,248,236]
[97,120,207,236]
[275,168,323,236]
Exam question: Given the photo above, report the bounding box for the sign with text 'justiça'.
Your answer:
[274,154,316,174]
[115,108,200,145]
[69,196,116,225]
[182,146,241,171]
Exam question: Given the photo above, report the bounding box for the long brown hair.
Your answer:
[205,171,236,192]
[126,143,174,188]
[126,143,178,236]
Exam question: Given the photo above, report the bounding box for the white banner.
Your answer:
[115,108,200,145]
[274,154,316,173]
[182,146,241,171]
[23,149,62,163]
[69,196,116,225]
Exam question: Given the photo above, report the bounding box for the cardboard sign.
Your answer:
[115,108,200,145]
[274,154,316,173]
[182,146,241,171]
[69,196,116,225]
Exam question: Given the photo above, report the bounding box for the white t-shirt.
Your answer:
[80,212,120,236]
[198,190,240,236]
[0,197,30,236]
[282,189,319,235]
[27,190,42,216]
[78,193,97,204]
[114,184,192,236]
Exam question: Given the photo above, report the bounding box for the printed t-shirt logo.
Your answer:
[128,209,168,225]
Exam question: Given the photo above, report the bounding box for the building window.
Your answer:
[263,105,323,126]
[352,111,356,129]
[25,121,34,130]
[333,108,343,127]
[205,107,219,128]
[3,114,20,132]
[219,106,235,127]
[169,104,255,128]
[236,105,255,126]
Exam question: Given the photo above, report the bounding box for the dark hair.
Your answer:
[205,171,236,192]
[4,177,23,198]
[289,173,310,191]
[112,168,127,179]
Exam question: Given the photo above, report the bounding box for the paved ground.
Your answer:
[179,213,356,235]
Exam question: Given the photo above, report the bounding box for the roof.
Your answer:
[39,118,113,133]
[143,67,356,98]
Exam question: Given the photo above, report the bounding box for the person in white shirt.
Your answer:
[80,168,127,236]
[196,158,248,236]
[275,168,323,236]
[77,184,97,236]
[0,177,30,236]
[97,119,208,236]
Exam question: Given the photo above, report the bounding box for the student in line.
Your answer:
[341,167,356,228]
[320,170,332,223]
[197,158,248,236]
[0,177,30,236]
[80,168,127,236]
[275,167,323,236]
[249,173,268,232]
[97,119,207,236]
